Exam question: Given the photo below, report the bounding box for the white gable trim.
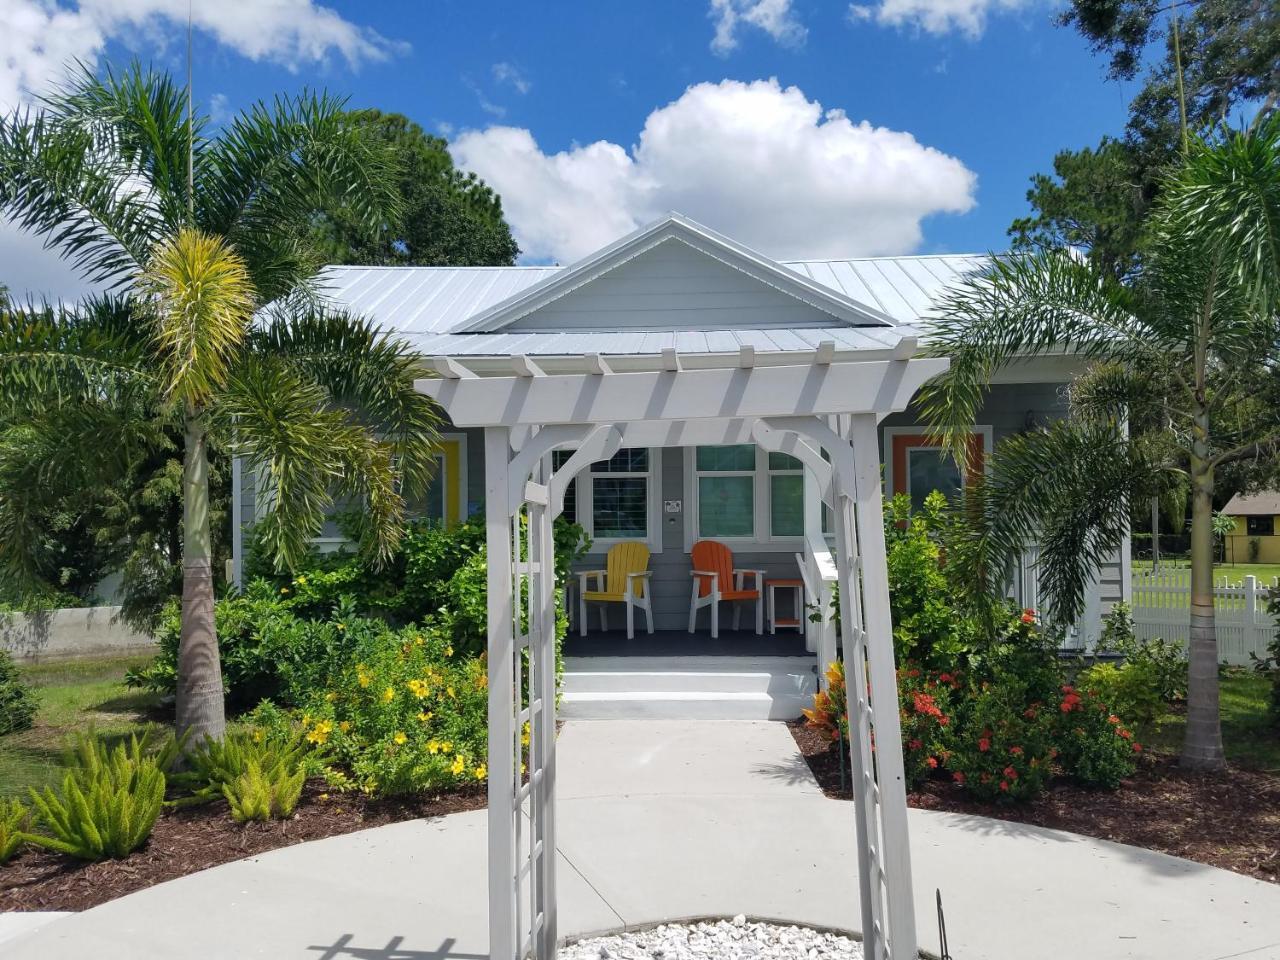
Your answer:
[453,213,900,334]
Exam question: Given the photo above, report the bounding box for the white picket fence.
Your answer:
[1130,569,1278,666]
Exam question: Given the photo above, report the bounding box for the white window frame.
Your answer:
[555,447,663,554]
[882,425,993,508]
[683,445,806,552]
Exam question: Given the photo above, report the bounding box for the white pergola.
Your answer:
[416,347,948,960]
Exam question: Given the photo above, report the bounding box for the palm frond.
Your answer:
[0,106,166,287]
[215,355,405,571]
[0,296,155,417]
[252,305,441,499]
[202,91,401,301]
[39,61,202,232]
[948,419,1162,623]
[917,249,1145,466]
[1146,115,1280,362]
[135,229,255,407]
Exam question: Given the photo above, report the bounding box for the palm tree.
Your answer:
[0,65,441,743]
[918,117,1280,771]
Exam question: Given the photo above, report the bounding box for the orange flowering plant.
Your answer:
[802,660,849,743]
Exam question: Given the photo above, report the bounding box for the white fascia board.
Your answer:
[426,346,906,376]
[451,214,899,334]
[415,357,950,428]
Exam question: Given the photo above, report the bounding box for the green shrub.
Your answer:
[174,726,314,803]
[1055,685,1140,788]
[27,731,167,860]
[0,797,30,864]
[223,759,306,822]
[1076,660,1165,739]
[1096,602,1187,702]
[127,581,341,708]
[0,648,37,735]
[804,498,1154,804]
[885,492,979,668]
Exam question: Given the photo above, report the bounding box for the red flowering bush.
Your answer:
[801,492,1151,804]
[946,674,1056,801]
[898,666,957,788]
[1054,685,1140,788]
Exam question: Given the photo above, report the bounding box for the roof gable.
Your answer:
[454,214,899,334]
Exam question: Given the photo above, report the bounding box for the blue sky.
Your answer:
[2,0,1137,297]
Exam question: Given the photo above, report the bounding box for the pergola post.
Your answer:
[849,413,918,956]
[484,427,518,960]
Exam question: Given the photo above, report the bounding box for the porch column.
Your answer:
[484,427,518,960]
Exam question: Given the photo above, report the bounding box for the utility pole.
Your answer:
[187,0,194,221]
[1166,0,1190,154]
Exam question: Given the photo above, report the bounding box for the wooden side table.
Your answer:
[767,578,805,635]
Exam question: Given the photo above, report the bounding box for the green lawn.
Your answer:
[1133,559,1280,586]
[0,655,163,799]
[1151,670,1280,773]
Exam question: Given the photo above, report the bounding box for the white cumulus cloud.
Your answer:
[709,0,807,55]
[450,78,977,265]
[0,0,405,112]
[848,0,1039,39]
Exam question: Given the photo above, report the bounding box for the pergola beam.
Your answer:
[417,357,948,428]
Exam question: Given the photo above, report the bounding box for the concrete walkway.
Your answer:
[6,720,1280,960]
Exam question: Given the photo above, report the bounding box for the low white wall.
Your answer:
[0,606,156,662]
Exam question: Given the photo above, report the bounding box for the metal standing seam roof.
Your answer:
[314,253,989,356]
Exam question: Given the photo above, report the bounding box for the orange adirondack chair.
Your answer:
[687,540,765,638]
[577,541,654,640]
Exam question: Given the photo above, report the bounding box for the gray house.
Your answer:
[233,215,1128,718]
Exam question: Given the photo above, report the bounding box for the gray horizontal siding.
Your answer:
[508,240,844,332]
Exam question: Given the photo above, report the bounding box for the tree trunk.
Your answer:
[1181,441,1225,770]
[175,412,226,744]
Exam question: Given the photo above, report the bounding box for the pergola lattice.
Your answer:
[416,348,948,960]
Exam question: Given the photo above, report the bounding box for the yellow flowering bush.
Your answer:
[299,622,489,796]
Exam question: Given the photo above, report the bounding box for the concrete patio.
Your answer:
[6,720,1280,960]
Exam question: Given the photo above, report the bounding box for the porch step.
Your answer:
[560,656,817,721]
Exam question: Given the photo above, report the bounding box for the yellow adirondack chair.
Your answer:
[577,542,654,640]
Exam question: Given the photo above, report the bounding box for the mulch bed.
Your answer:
[0,779,484,912]
[8,729,1278,914]
[788,719,1280,885]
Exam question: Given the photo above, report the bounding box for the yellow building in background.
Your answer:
[1223,491,1280,564]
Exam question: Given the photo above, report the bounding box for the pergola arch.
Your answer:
[416,350,947,960]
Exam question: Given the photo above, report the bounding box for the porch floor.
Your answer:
[563,629,808,659]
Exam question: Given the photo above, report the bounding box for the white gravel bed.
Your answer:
[561,916,864,960]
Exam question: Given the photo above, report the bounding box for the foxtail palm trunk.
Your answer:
[175,412,226,743]
[1182,423,1225,769]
